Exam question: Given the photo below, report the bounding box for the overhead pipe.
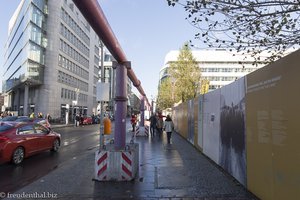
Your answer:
[72,0,149,104]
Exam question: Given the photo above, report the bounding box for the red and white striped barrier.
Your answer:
[94,143,139,181]
[95,151,108,181]
[135,126,140,135]
[121,151,133,180]
[144,125,149,136]
[135,126,149,137]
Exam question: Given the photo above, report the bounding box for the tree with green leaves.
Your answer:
[169,43,201,102]
[167,0,299,64]
[156,78,174,109]
[157,43,201,109]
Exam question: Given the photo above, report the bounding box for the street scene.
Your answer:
[0,121,258,199]
[0,0,299,200]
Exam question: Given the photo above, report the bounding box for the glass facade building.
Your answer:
[3,0,47,93]
[2,0,102,120]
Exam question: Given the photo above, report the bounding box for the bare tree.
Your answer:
[167,0,300,64]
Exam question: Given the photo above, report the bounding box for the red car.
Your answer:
[0,122,61,165]
[82,116,93,125]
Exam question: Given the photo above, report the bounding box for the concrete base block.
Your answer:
[135,126,149,137]
[94,143,139,181]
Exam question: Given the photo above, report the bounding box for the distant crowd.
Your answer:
[0,111,52,122]
[0,111,14,118]
[130,111,174,144]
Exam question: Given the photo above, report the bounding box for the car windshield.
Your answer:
[15,117,32,122]
[34,118,45,122]
[0,124,14,132]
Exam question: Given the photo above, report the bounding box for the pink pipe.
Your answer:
[72,0,149,102]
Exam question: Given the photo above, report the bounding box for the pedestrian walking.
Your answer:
[38,112,43,118]
[164,115,174,144]
[131,114,137,132]
[75,114,80,127]
[156,113,164,138]
[29,112,35,119]
[80,114,84,126]
[46,113,52,128]
[149,113,157,137]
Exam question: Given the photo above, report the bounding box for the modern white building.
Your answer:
[160,49,268,91]
[2,0,101,121]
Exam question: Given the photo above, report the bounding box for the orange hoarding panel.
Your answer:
[181,102,188,139]
[193,97,200,149]
[187,100,195,144]
[174,102,188,139]
[246,50,300,200]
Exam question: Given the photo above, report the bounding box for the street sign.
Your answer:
[96,82,110,101]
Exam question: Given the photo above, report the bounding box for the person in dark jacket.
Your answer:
[164,115,174,144]
[149,114,157,137]
[156,112,164,139]
[75,114,80,127]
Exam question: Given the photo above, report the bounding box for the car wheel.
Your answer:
[12,147,25,165]
[51,139,60,152]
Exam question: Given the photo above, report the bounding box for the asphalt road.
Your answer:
[0,124,105,194]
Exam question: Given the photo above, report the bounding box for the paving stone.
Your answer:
[11,125,259,200]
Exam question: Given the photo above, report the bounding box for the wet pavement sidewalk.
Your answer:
[8,125,258,200]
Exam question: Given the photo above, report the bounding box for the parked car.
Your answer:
[82,116,93,125]
[0,116,18,122]
[0,122,61,165]
[2,116,50,128]
[14,116,34,122]
[33,118,50,128]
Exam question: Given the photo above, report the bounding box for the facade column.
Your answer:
[24,84,29,116]
[15,89,20,114]
[113,61,128,150]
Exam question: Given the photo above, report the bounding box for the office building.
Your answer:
[159,49,267,91]
[2,0,101,120]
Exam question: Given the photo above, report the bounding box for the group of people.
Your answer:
[149,113,174,144]
[30,112,44,119]
[74,113,98,127]
[0,111,14,118]
[1,111,52,128]
[75,113,83,127]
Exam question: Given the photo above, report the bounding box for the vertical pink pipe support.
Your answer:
[140,96,145,127]
[113,61,128,150]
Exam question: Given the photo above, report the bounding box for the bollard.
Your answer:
[103,117,111,135]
